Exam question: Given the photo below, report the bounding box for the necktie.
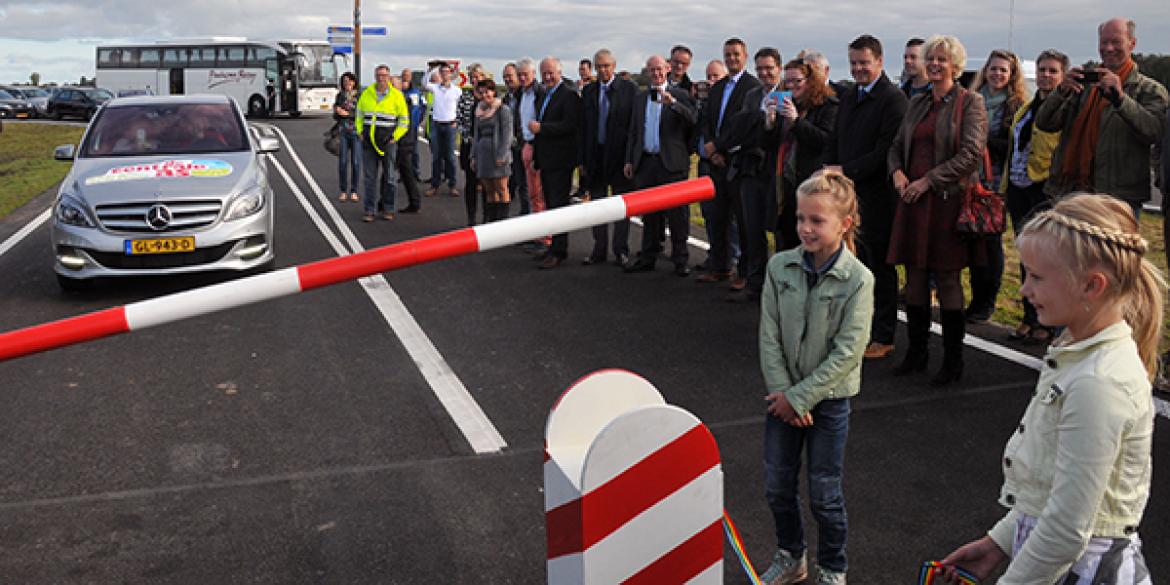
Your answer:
[857,88,867,103]
[599,84,610,144]
[717,77,737,132]
[539,84,558,120]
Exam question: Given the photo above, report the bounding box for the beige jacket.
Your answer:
[987,321,1153,583]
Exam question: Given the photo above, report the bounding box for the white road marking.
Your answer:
[0,208,51,259]
[266,124,507,454]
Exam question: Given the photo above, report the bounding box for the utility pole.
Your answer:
[354,0,362,87]
[1008,0,1015,53]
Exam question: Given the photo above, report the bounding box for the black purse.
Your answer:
[323,123,340,156]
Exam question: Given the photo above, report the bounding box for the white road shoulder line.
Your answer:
[0,208,52,259]
[268,125,507,454]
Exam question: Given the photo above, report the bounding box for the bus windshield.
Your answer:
[295,44,337,87]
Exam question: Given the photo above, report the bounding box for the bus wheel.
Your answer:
[247,96,267,118]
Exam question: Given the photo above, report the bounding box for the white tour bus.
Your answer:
[95,38,347,117]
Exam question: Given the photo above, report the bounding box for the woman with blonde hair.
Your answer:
[940,193,1162,584]
[965,49,1032,324]
[887,35,987,386]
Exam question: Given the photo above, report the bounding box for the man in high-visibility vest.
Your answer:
[356,64,409,222]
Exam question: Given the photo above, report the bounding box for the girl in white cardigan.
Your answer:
[941,193,1163,584]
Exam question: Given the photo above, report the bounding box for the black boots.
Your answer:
[893,305,964,386]
[930,309,965,386]
[893,305,930,375]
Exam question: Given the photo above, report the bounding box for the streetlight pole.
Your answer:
[1008,0,1015,52]
[354,0,362,87]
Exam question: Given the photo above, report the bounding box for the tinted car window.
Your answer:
[0,90,14,99]
[82,103,248,157]
[89,89,114,100]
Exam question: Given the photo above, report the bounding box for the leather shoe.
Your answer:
[425,187,438,197]
[399,206,421,214]
[673,264,691,277]
[624,259,655,273]
[729,276,747,291]
[696,271,731,283]
[582,255,606,266]
[539,255,563,270]
[863,342,896,359]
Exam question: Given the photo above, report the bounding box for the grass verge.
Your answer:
[0,123,83,219]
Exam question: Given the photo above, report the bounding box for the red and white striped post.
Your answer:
[0,178,713,363]
[544,370,723,584]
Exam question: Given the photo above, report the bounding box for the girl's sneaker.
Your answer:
[814,564,847,585]
[760,548,807,585]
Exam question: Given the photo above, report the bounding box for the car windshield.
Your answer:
[0,90,14,100]
[294,44,338,86]
[90,89,114,100]
[82,103,248,157]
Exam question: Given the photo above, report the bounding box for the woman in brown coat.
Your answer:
[887,35,988,386]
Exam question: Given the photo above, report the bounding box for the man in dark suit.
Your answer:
[824,34,909,360]
[722,47,785,302]
[529,56,582,269]
[698,37,762,288]
[623,55,699,276]
[579,48,638,266]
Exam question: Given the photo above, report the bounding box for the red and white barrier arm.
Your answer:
[0,177,714,363]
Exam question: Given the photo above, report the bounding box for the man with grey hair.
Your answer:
[1037,16,1168,217]
[515,57,546,248]
[529,56,582,269]
[801,49,852,96]
[580,48,638,266]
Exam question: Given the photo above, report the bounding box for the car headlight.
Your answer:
[224,184,266,221]
[55,192,94,227]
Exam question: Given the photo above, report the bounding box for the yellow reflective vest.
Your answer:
[355,84,409,156]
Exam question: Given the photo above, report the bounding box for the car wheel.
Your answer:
[56,274,94,292]
[85,108,95,121]
[247,96,267,118]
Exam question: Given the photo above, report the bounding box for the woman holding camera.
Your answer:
[887,35,988,386]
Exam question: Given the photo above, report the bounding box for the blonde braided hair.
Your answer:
[1018,193,1166,379]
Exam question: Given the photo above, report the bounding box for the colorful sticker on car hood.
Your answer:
[85,159,233,185]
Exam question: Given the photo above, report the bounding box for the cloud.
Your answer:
[2,0,1169,85]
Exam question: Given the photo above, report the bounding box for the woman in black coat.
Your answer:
[774,59,839,250]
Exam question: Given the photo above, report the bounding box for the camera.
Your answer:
[1080,69,1101,84]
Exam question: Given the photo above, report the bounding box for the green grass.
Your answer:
[0,123,83,219]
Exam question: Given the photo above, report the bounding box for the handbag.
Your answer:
[951,91,1006,237]
[323,123,340,156]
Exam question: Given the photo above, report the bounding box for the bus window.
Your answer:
[163,49,186,67]
[189,47,215,67]
[219,46,246,68]
[250,47,277,68]
[140,49,160,68]
[98,49,121,68]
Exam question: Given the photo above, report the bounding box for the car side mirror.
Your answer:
[54,144,76,161]
[257,136,280,153]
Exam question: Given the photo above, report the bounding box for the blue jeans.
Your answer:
[361,140,397,214]
[765,397,850,572]
[338,130,361,193]
[430,122,457,188]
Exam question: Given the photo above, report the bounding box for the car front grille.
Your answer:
[85,241,237,269]
[95,199,222,233]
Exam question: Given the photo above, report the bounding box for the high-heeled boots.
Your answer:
[893,305,930,375]
[930,309,965,386]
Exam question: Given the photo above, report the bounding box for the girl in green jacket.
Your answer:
[940,193,1164,583]
[758,171,874,585]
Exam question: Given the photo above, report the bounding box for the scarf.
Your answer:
[1057,58,1136,189]
[980,86,1008,123]
[476,97,502,119]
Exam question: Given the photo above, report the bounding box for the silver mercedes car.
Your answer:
[50,95,278,290]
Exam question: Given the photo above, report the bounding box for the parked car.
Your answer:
[117,88,155,98]
[46,87,114,121]
[50,94,279,290]
[0,89,35,118]
[0,86,50,117]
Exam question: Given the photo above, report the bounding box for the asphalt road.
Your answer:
[0,116,1165,584]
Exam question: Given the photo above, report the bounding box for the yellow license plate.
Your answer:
[15,113,28,118]
[320,104,330,109]
[125,237,196,255]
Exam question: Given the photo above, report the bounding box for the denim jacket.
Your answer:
[987,321,1153,583]
[759,246,874,416]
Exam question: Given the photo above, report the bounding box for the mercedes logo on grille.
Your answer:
[145,204,173,231]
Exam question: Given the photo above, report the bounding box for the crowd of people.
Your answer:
[332,18,1168,584]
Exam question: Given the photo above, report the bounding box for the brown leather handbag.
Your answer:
[952,91,1006,237]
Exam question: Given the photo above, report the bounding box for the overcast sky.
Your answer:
[2,0,1168,86]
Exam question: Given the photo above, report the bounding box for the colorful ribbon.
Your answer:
[722,510,764,585]
[919,561,980,585]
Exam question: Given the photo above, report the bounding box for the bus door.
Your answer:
[265,58,280,113]
[169,69,184,95]
[280,59,299,116]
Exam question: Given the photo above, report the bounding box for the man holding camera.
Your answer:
[1036,17,1168,216]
